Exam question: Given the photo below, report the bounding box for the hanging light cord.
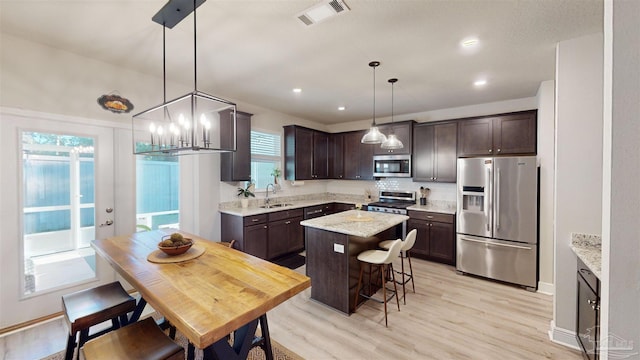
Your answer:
[163,25,166,103]
[372,64,376,126]
[193,0,197,92]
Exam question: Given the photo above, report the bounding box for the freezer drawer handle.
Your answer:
[459,237,532,250]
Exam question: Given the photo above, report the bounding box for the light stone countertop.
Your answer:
[407,202,456,214]
[218,199,361,217]
[570,232,602,279]
[300,210,409,238]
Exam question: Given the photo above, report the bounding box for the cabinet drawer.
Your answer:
[268,208,304,222]
[408,210,454,223]
[243,214,267,226]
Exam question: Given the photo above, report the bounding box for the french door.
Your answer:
[0,112,119,328]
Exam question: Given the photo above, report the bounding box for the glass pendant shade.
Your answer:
[380,77,404,150]
[362,61,387,144]
[361,126,387,144]
[381,133,403,149]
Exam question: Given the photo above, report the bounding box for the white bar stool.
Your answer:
[379,228,417,304]
[353,238,404,327]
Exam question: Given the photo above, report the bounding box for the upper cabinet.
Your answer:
[343,130,374,180]
[413,121,457,183]
[328,133,345,179]
[457,110,537,157]
[284,125,329,180]
[373,120,415,155]
[220,110,253,182]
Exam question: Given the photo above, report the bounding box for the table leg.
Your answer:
[201,314,273,360]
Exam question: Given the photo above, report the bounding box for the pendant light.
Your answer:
[381,78,404,150]
[132,0,237,156]
[361,61,387,144]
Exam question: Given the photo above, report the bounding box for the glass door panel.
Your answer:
[22,132,97,294]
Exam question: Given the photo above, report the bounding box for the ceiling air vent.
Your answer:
[296,0,350,26]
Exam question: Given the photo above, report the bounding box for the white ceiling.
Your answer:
[0,0,603,124]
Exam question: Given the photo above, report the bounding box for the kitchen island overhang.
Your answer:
[301,210,409,314]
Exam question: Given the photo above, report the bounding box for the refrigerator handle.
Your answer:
[485,166,491,232]
[496,168,500,230]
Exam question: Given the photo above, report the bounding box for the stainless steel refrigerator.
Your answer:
[456,156,538,290]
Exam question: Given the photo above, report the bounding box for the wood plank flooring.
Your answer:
[0,257,581,359]
[267,258,582,359]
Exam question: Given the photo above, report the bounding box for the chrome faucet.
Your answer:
[265,183,276,206]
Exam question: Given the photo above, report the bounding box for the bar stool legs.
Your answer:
[379,229,417,305]
[353,239,404,327]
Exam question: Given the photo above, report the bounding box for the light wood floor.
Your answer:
[0,257,581,360]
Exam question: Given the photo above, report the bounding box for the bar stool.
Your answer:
[353,238,403,327]
[62,281,136,360]
[82,317,184,360]
[378,228,417,304]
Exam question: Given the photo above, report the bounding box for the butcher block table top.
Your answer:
[92,229,310,350]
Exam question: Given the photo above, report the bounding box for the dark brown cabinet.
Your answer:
[407,210,456,265]
[221,213,268,259]
[576,257,600,360]
[373,120,415,155]
[221,209,303,260]
[284,125,329,180]
[328,133,345,179]
[457,110,537,157]
[413,122,457,182]
[343,130,374,180]
[268,209,304,259]
[220,110,253,182]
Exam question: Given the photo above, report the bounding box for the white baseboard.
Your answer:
[537,281,554,295]
[548,320,581,350]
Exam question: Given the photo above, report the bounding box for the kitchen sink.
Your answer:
[259,203,293,209]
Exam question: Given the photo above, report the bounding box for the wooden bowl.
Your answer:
[158,239,193,256]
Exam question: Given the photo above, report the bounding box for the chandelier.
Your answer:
[132,0,237,155]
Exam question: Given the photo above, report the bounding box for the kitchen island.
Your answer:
[300,210,409,314]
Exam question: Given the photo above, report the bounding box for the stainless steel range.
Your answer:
[367,190,416,215]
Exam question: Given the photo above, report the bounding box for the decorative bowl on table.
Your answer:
[158,233,193,256]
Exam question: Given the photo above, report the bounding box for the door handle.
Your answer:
[459,237,532,250]
[99,219,113,227]
[496,168,500,230]
[485,167,491,232]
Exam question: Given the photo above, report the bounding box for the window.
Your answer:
[250,130,281,189]
[135,145,180,231]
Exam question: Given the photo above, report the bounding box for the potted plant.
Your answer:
[237,181,255,208]
[270,168,282,188]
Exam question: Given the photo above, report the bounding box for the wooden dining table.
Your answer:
[91,229,310,360]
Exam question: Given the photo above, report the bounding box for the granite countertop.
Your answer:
[570,233,602,279]
[300,210,409,238]
[218,199,361,217]
[407,202,456,214]
[220,197,456,217]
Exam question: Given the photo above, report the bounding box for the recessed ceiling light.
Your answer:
[338,106,346,111]
[474,79,487,87]
[292,88,302,93]
[461,38,479,48]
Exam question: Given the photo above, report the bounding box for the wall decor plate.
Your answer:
[97,94,134,113]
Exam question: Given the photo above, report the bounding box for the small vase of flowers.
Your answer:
[237,181,255,208]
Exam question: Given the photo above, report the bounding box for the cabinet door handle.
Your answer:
[285,221,291,224]
[252,218,260,222]
[497,148,501,153]
[263,225,267,229]
[426,216,433,219]
[489,149,493,153]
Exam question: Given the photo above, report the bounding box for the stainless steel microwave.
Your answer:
[373,154,411,177]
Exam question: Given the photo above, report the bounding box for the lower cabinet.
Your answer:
[407,210,456,265]
[221,209,304,260]
[576,257,600,360]
[268,210,304,259]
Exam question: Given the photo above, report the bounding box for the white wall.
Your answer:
[552,33,603,344]
[601,1,640,358]
[537,80,555,293]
